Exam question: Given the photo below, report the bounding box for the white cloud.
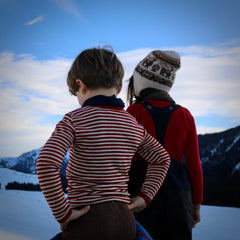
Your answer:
[171,44,240,121]
[196,125,226,135]
[24,16,45,26]
[0,42,240,157]
[0,52,78,156]
[53,0,85,20]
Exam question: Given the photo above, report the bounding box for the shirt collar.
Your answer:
[82,95,125,108]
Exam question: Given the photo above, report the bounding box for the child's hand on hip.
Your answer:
[60,205,91,231]
[128,196,147,213]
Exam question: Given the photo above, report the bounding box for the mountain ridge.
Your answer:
[1,125,240,207]
[1,125,240,178]
[198,125,240,177]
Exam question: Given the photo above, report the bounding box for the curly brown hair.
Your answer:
[67,47,124,96]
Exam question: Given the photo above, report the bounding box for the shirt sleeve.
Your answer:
[36,113,75,223]
[137,130,171,205]
[184,115,203,204]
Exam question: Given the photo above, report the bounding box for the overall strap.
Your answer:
[140,101,179,146]
[140,101,191,191]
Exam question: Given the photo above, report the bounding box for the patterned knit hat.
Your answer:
[133,50,181,96]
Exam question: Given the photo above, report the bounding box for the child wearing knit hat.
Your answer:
[127,50,203,240]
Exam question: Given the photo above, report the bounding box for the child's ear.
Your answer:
[76,79,88,94]
[76,79,81,87]
[116,83,123,94]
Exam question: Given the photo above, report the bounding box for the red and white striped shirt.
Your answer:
[37,104,170,223]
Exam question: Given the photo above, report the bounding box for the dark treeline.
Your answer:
[5,175,240,208]
[203,175,240,208]
[5,174,68,193]
[6,181,41,191]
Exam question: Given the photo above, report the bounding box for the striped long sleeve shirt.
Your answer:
[36,95,170,223]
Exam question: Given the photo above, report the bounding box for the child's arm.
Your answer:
[136,130,171,206]
[36,114,75,224]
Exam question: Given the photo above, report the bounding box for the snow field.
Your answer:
[0,190,240,240]
[0,168,240,240]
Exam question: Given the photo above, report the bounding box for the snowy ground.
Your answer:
[0,190,240,240]
[0,190,59,240]
[0,168,39,189]
[0,168,240,240]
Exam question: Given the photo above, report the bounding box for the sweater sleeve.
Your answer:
[36,114,75,223]
[184,115,203,204]
[137,130,171,205]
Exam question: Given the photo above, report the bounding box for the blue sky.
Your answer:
[0,0,240,157]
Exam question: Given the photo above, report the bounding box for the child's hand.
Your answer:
[192,204,201,228]
[128,196,147,213]
[60,205,91,231]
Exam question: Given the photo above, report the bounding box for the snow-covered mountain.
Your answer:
[0,148,69,175]
[0,125,240,207]
[1,125,239,177]
[198,125,240,177]
[0,148,41,174]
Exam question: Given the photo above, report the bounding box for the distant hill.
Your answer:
[198,125,240,207]
[0,148,68,176]
[198,125,240,178]
[1,125,240,207]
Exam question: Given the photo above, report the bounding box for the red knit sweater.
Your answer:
[127,100,203,204]
[37,104,170,223]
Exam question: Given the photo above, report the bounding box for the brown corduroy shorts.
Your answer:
[62,201,136,240]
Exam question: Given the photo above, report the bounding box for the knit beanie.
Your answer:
[133,50,181,96]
